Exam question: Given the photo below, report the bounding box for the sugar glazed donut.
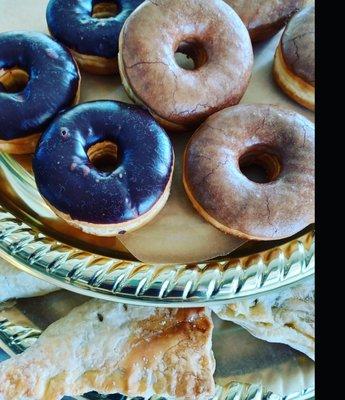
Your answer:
[273,5,315,110]
[33,101,174,236]
[119,0,253,131]
[224,0,310,42]
[183,104,315,241]
[47,0,144,75]
[0,31,80,154]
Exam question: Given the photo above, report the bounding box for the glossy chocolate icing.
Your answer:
[47,0,144,58]
[33,101,174,225]
[0,31,79,141]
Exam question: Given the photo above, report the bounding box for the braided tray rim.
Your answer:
[0,203,314,306]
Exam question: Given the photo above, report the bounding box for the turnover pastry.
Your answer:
[0,257,57,303]
[211,279,315,360]
[0,300,215,400]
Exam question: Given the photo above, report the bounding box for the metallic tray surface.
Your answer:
[0,148,314,305]
[0,290,315,400]
[0,201,314,306]
[0,5,315,305]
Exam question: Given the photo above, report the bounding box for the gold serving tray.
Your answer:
[0,0,315,306]
[0,151,314,306]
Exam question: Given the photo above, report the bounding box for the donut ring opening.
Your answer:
[92,1,120,19]
[183,104,314,241]
[87,140,119,173]
[33,101,175,236]
[0,32,81,154]
[239,145,282,184]
[174,40,208,71]
[0,68,30,93]
[118,0,254,131]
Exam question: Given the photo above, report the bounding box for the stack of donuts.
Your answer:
[0,0,315,241]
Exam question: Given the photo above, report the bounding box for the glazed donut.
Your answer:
[224,0,310,42]
[0,31,80,154]
[183,104,315,241]
[273,5,315,111]
[119,0,253,131]
[47,0,144,75]
[33,101,174,236]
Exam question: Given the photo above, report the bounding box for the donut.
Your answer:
[224,0,310,42]
[273,5,315,111]
[33,101,174,236]
[118,0,253,131]
[0,31,80,154]
[47,0,144,75]
[183,104,315,241]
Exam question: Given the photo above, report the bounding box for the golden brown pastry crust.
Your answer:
[273,44,315,111]
[224,0,309,42]
[69,49,118,75]
[0,301,215,400]
[183,104,315,241]
[0,133,41,154]
[119,0,253,131]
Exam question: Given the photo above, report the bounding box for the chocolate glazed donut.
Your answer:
[33,101,174,236]
[119,0,253,131]
[183,104,315,241]
[47,0,144,75]
[224,0,310,42]
[273,5,315,110]
[0,31,80,154]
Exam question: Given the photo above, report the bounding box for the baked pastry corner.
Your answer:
[0,300,215,400]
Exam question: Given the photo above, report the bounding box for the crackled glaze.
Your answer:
[47,0,144,58]
[119,0,253,130]
[184,104,315,240]
[0,31,79,141]
[225,0,309,42]
[281,4,315,85]
[33,101,174,225]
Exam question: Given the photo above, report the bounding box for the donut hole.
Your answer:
[174,40,208,71]
[87,141,119,173]
[239,146,282,184]
[0,68,29,93]
[92,1,120,18]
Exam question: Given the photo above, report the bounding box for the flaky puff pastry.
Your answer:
[0,300,215,400]
[0,257,58,303]
[211,280,315,360]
